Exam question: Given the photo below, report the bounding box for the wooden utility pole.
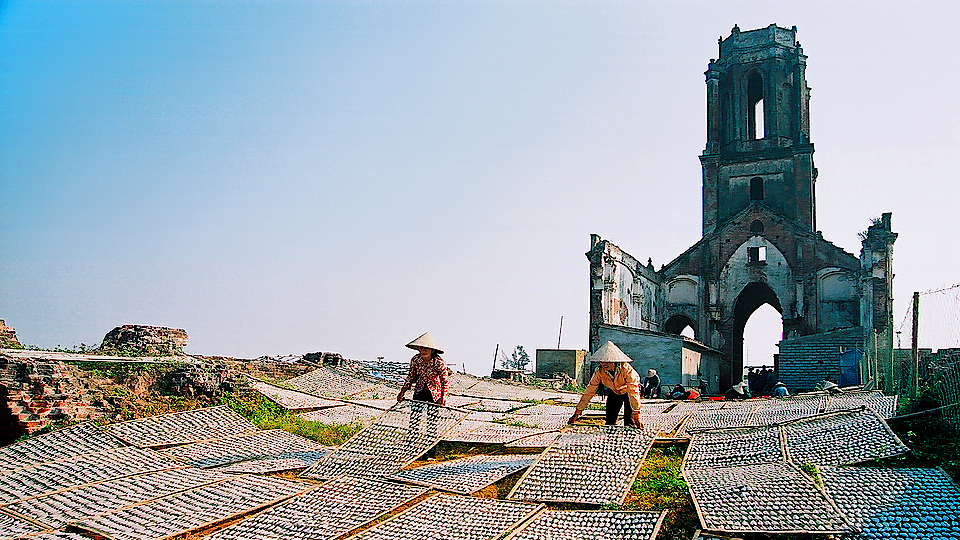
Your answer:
[492,343,499,375]
[911,291,920,400]
[557,316,563,349]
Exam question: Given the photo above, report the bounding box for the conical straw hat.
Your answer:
[587,341,633,363]
[406,332,444,354]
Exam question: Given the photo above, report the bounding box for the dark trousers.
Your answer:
[413,388,436,403]
[606,392,635,426]
[413,388,438,458]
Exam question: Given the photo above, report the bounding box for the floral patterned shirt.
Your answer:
[403,353,449,402]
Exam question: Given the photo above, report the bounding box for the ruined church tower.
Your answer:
[587,24,897,392]
[701,24,815,235]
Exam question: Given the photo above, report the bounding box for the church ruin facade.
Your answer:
[588,25,897,393]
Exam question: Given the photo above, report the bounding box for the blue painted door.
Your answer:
[839,349,862,386]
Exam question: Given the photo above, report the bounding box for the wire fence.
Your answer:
[922,351,960,428]
[895,284,960,428]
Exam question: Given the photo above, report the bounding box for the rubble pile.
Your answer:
[100,325,188,356]
[237,359,312,382]
[162,363,240,397]
[0,320,22,349]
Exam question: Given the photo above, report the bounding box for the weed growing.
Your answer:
[620,444,697,540]
[66,360,167,382]
[879,413,960,481]
[799,462,822,486]
[221,392,362,446]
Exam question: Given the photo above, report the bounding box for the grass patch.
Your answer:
[620,444,698,540]
[221,392,361,446]
[878,414,960,482]
[106,395,220,422]
[799,462,822,486]
[492,418,538,429]
[66,360,169,382]
[13,390,361,449]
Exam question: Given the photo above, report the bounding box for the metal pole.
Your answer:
[492,343,499,375]
[557,316,563,349]
[911,291,920,400]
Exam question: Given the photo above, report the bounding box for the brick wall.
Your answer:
[778,327,864,392]
[0,357,108,435]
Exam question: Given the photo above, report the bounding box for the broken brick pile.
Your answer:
[238,360,313,382]
[0,357,108,433]
[100,325,188,356]
[163,363,240,396]
[0,320,22,349]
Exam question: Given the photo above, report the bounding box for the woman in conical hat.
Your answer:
[724,380,748,400]
[568,341,643,428]
[641,368,661,398]
[397,332,449,406]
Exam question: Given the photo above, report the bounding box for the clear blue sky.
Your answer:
[1,1,957,374]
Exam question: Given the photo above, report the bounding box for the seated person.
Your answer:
[724,382,748,400]
[670,383,700,400]
[641,369,661,398]
[821,380,843,395]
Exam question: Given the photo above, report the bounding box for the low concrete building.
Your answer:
[535,349,588,385]
[596,324,722,394]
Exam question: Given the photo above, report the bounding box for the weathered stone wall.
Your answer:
[586,236,662,352]
[0,320,23,349]
[162,363,239,396]
[100,325,188,356]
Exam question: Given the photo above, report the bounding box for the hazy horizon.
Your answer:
[2,1,958,376]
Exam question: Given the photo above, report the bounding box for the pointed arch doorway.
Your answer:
[732,282,783,387]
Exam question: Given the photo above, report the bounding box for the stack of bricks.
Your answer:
[0,320,23,349]
[0,358,107,433]
[777,327,863,392]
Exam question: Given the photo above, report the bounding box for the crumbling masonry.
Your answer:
[588,25,896,392]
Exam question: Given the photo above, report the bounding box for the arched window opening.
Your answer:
[750,177,764,201]
[750,219,764,233]
[747,72,765,139]
[664,314,697,340]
